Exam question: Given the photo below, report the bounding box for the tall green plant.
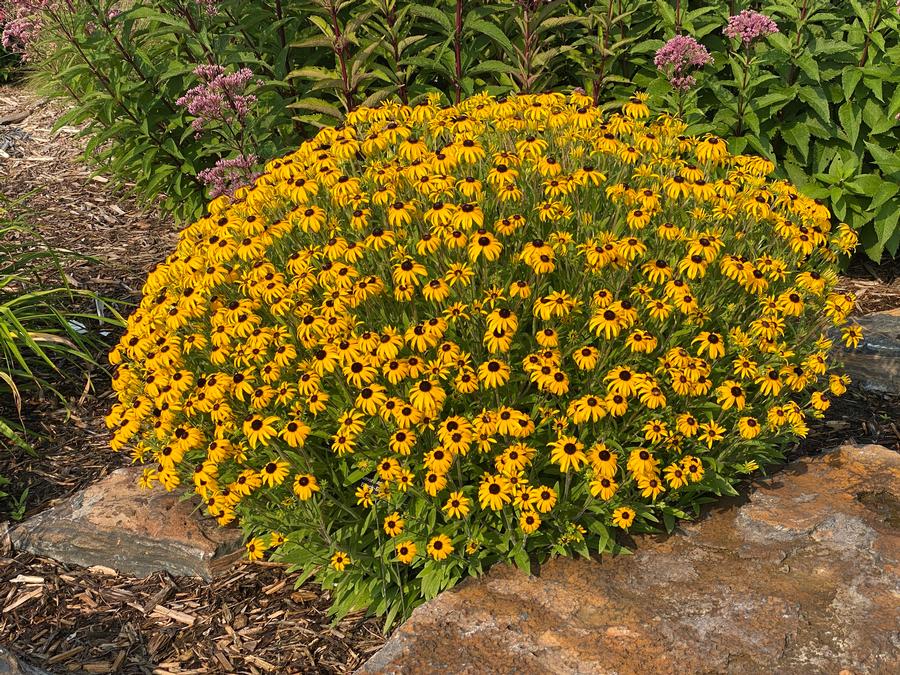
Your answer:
[18,0,900,260]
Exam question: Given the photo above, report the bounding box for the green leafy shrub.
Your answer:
[107,93,861,624]
[14,1,899,257]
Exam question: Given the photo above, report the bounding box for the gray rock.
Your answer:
[835,308,900,395]
[0,646,50,675]
[9,467,242,579]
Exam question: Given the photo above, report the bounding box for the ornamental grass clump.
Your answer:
[107,92,862,622]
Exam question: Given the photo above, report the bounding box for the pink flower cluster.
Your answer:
[176,65,257,134]
[654,35,713,91]
[198,154,260,199]
[724,10,779,45]
[1,0,50,56]
[196,0,220,15]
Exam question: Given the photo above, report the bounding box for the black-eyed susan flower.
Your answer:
[427,534,453,560]
[612,506,636,530]
[292,473,320,500]
[246,537,266,561]
[549,435,587,473]
[383,511,405,537]
[443,490,472,519]
[395,540,417,564]
[330,551,350,571]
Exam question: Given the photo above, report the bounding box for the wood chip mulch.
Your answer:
[1,83,176,518]
[0,553,384,674]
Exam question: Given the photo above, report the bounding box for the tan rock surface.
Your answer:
[9,467,241,579]
[360,444,900,675]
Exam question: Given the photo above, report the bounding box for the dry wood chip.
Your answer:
[152,605,197,626]
[3,587,43,613]
[244,654,277,672]
[9,575,44,584]
[46,646,84,665]
[87,565,118,576]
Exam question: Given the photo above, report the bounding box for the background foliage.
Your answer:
[11,1,900,255]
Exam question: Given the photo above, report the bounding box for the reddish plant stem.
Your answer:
[385,4,408,104]
[786,0,809,86]
[858,0,884,67]
[328,2,355,113]
[592,0,616,105]
[454,0,463,104]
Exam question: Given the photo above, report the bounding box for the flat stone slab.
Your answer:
[360,444,900,674]
[9,467,241,579]
[837,307,900,395]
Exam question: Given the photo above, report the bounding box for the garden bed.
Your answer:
[1,80,898,673]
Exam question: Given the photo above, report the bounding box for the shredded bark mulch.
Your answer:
[839,252,900,314]
[0,83,172,521]
[795,388,900,456]
[0,553,384,674]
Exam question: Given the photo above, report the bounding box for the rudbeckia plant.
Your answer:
[106,92,861,624]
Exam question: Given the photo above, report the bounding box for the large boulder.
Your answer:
[8,467,242,579]
[360,444,900,674]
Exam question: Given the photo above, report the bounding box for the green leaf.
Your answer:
[838,102,861,147]
[798,86,830,124]
[410,4,453,33]
[781,123,810,162]
[465,18,514,54]
[842,68,862,100]
[795,53,819,83]
[865,141,900,176]
[870,181,900,211]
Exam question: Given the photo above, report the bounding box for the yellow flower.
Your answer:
[259,459,290,487]
[395,540,417,564]
[245,537,266,561]
[330,551,351,571]
[292,473,320,500]
[443,490,471,519]
[383,511,405,537]
[548,435,586,473]
[519,511,541,534]
[612,506,636,530]
[427,534,454,560]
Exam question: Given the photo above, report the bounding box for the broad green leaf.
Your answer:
[409,4,453,33]
[798,86,830,123]
[465,18,514,54]
[838,102,861,147]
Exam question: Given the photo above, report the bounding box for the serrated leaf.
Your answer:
[409,4,453,33]
[838,102,861,147]
[798,86,830,123]
[465,18,514,54]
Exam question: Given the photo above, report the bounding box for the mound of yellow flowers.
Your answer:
[107,91,862,622]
